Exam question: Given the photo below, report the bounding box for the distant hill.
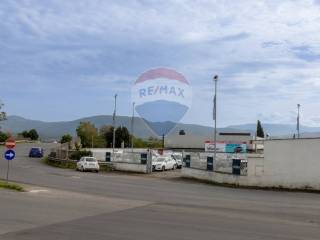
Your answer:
[227,123,320,137]
[0,115,243,140]
[1,115,319,140]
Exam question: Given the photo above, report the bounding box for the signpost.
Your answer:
[4,149,15,160]
[5,137,16,149]
[4,138,16,182]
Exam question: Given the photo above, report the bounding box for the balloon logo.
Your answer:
[132,68,192,136]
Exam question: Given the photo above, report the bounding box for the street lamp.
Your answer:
[297,104,301,138]
[213,75,218,162]
[112,94,117,153]
[131,102,135,151]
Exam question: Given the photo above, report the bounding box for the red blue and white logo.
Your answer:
[132,67,192,136]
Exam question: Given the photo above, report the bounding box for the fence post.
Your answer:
[147,150,152,174]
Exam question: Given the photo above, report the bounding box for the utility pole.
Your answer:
[297,103,301,138]
[162,134,165,150]
[213,75,218,162]
[112,94,117,154]
[91,135,93,148]
[131,102,135,151]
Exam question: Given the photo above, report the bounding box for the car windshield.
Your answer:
[85,158,96,162]
[31,148,40,151]
[156,158,165,162]
[173,155,182,160]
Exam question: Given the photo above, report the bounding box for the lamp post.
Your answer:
[297,104,301,138]
[131,102,135,151]
[213,75,218,162]
[112,94,117,154]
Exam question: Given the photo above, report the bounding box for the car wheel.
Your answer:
[162,166,165,171]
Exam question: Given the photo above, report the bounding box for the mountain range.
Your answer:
[0,115,319,140]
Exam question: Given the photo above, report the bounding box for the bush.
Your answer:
[69,150,92,160]
[0,131,8,142]
[60,134,72,144]
[44,157,76,169]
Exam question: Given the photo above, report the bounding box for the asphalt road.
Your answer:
[0,143,320,239]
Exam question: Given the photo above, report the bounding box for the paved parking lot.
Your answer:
[1,143,320,239]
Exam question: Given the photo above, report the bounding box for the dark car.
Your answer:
[29,147,44,158]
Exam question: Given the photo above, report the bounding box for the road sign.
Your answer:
[5,137,16,149]
[4,149,15,161]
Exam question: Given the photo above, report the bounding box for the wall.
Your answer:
[182,138,320,190]
[86,148,150,173]
[112,162,147,173]
[261,138,320,189]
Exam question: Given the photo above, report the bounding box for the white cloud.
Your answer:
[1,0,320,125]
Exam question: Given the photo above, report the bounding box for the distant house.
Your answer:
[165,132,252,151]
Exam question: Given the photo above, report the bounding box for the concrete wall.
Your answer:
[112,162,147,173]
[261,138,320,189]
[182,138,320,190]
[182,168,251,185]
[87,148,149,173]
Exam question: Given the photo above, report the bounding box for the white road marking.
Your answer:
[29,189,49,193]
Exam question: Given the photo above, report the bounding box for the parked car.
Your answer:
[171,153,183,169]
[152,156,177,171]
[29,147,44,158]
[76,157,100,172]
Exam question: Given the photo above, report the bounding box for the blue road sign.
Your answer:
[4,149,15,161]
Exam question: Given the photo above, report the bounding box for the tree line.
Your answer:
[60,121,162,149]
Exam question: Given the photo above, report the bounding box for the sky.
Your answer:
[1,0,320,127]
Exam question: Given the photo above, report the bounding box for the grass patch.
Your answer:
[43,157,76,169]
[99,164,113,172]
[0,181,24,192]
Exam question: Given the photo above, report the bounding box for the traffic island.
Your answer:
[0,181,25,192]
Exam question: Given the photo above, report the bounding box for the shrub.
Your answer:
[69,150,92,160]
[0,131,8,142]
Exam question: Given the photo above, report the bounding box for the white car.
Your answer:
[171,153,183,169]
[152,156,177,171]
[77,157,100,172]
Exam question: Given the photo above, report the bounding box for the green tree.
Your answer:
[132,136,162,148]
[115,126,130,148]
[60,134,73,144]
[99,125,131,148]
[0,131,8,142]
[256,120,265,138]
[21,131,30,138]
[76,122,99,148]
[0,101,6,133]
[0,101,6,123]
[28,129,39,140]
[99,125,114,147]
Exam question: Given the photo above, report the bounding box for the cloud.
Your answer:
[1,0,320,126]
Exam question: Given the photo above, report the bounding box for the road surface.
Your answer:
[0,143,320,239]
